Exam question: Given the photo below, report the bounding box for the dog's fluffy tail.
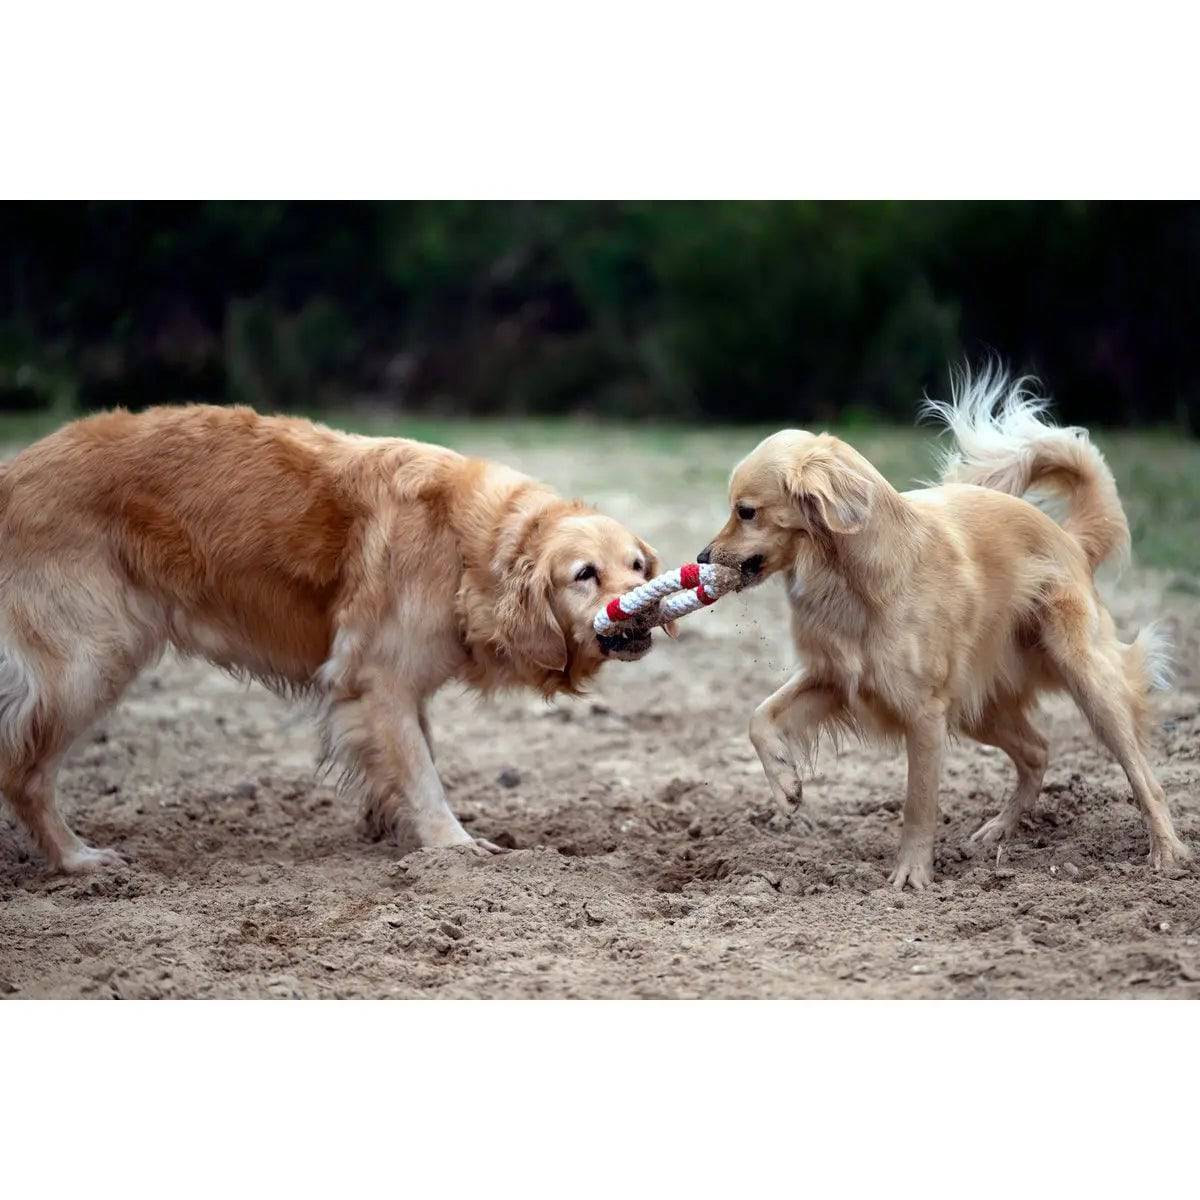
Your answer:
[923,363,1130,573]
[1122,622,1174,738]
[1127,622,1173,693]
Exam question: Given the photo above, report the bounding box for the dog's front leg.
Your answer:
[325,680,500,857]
[889,698,947,891]
[749,670,840,829]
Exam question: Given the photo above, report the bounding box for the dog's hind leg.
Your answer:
[749,670,841,826]
[0,655,129,873]
[1,576,159,872]
[1042,593,1188,869]
[968,706,1049,846]
[3,752,125,873]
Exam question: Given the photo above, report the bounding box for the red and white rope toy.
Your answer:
[593,561,742,655]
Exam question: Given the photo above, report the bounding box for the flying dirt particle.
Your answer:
[497,767,521,788]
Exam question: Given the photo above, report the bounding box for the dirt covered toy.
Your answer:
[593,561,743,659]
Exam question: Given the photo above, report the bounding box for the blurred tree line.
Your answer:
[1,201,1197,430]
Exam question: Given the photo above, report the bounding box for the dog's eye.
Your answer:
[632,558,645,575]
[574,564,597,582]
[737,504,757,521]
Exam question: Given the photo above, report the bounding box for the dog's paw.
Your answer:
[750,802,815,835]
[1149,835,1192,871]
[56,845,126,875]
[783,807,817,836]
[410,835,506,860]
[970,813,1016,847]
[468,837,509,856]
[889,848,934,891]
[756,754,806,821]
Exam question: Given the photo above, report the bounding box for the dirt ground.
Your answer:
[2,428,1198,998]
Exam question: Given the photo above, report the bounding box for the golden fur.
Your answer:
[0,405,661,872]
[700,369,1188,889]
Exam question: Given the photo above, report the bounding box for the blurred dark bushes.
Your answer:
[1,201,1197,429]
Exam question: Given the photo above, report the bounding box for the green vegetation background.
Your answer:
[3,202,1199,430]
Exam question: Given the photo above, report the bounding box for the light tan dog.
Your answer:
[699,367,1188,889]
[0,405,664,873]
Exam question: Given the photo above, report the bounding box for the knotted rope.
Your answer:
[593,562,742,642]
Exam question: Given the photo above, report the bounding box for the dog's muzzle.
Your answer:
[597,629,653,662]
[698,545,762,582]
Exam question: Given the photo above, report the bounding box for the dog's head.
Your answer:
[491,504,669,692]
[698,430,877,584]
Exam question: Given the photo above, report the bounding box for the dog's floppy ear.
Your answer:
[788,455,873,535]
[493,553,569,673]
[637,536,662,580]
[636,537,679,639]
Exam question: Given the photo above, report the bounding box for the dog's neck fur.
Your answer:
[445,460,586,697]
[811,479,924,611]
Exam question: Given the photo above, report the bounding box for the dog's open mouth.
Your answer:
[739,554,766,585]
[597,629,653,662]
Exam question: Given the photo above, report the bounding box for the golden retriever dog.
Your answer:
[698,367,1188,889]
[0,405,665,873]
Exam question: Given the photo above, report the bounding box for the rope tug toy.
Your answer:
[593,562,743,660]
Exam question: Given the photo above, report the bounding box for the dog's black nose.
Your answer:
[697,545,712,564]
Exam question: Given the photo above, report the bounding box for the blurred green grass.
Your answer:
[2,409,1196,579]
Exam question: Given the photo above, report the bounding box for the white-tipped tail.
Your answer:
[1131,622,1173,692]
[922,363,1130,573]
